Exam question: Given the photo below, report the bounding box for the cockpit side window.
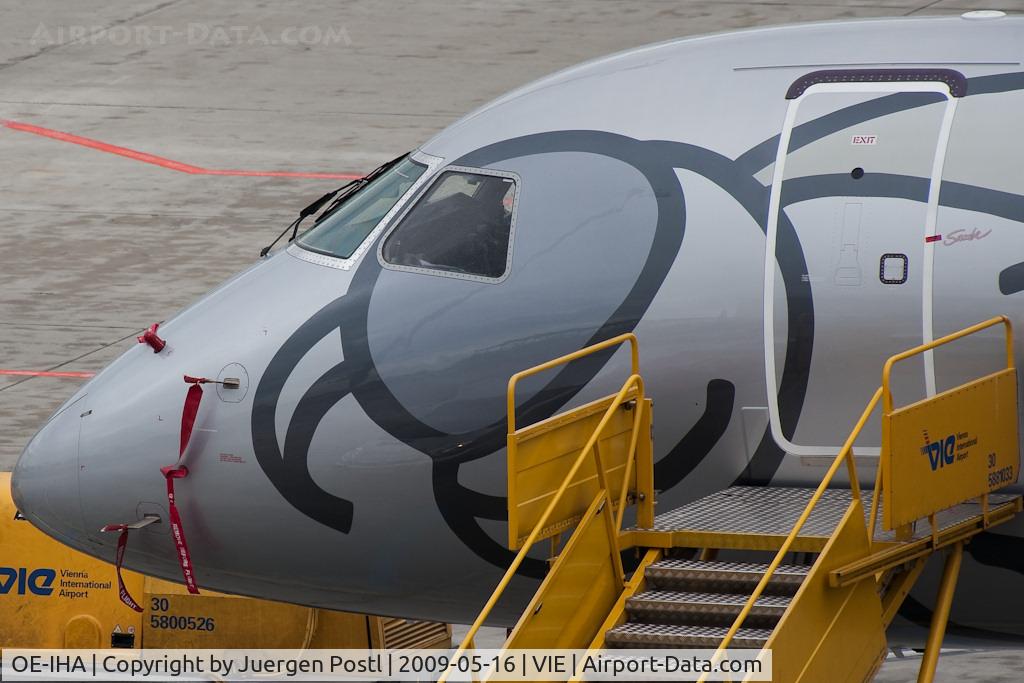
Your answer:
[381,168,517,281]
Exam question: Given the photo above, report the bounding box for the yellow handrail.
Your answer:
[701,387,882,681]
[507,332,639,434]
[615,408,644,533]
[706,316,1015,681]
[445,375,644,680]
[867,448,885,547]
[881,315,1013,413]
[444,334,645,681]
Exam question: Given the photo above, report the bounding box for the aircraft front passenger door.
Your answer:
[763,70,964,457]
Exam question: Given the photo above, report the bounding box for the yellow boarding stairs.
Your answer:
[446,317,1023,683]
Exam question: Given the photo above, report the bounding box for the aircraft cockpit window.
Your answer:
[381,168,517,281]
[296,156,427,259]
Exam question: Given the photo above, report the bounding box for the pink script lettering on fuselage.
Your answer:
[943,228,992,246]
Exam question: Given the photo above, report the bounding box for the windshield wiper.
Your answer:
[259,152,409,258]
[258,188,345,258]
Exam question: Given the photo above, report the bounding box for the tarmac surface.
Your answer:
[3,1,1024,680]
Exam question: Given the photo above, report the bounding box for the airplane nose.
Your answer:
[10,395,87,544]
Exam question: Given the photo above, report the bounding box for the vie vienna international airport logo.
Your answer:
[0,567,56,596]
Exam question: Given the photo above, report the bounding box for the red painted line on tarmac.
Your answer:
[0,369,96,379]
[1,119,362,180]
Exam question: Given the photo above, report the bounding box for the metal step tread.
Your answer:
[645,559,810,592]
[634,486,1020,543]
[647,561,806,577]
[626,590,790,623]
[640,486,850,537]
[629,590,791,608]
[605,622,773,648]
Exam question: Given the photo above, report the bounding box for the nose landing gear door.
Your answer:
[763,69,965,458]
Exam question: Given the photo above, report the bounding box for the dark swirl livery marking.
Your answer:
[250,71,1024,575]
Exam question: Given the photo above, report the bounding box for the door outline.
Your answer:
[763,81,959,457]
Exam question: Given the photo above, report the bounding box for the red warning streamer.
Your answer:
[98,524,144,612]
[99,376,211,606]
[159,376,211,594]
